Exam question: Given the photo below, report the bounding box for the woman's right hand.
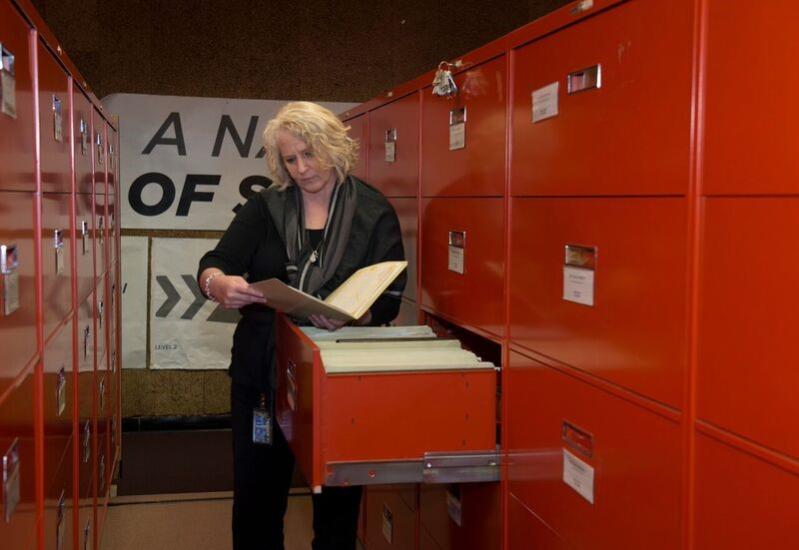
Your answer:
[210,275,267,309]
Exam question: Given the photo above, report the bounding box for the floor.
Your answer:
[101,490,314,550]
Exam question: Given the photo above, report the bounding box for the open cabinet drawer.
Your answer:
[275,314,499,492]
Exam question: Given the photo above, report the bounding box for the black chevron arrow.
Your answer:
[207,304,242,323]
[155,276,180,317]
[181,275,206,320]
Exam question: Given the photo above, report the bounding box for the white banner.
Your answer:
[102,93,357,230]
[121,236,148,369]
[150,238,240,369]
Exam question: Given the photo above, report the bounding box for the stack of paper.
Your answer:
[303,326,495,375]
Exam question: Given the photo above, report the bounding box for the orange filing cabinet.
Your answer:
[274,315,499,492]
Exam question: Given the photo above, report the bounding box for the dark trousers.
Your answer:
[231,381,362,550]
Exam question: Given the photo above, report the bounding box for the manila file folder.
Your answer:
[250,260,407,322]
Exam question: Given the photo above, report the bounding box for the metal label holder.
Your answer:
[56,367,67,416]
[448,230,466,274]
[2,438,20,523]
[79,118,89,155]
[1,243,20,316]
[1,43,16,118]
[54,229,65,275]
[449,107,467,151]
[384,128,397,163]
[52,95,63,142]
[325,450,501,487]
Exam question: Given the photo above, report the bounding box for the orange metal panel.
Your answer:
[41,192,73,340]
[107,126,118,264]
[694,432,799,549]
[72,86,93,196]
[0,1,36,193]
[37,41,71,194]
[365,487,416,550]
[388,197,417,302]
[44,438,74,550]
[275,315,496,489]
[510,0,694,197]
[697,198,799,458]
[0,366,37,550]
[345,114,368,181]
[506,350,682,549]
[0,191,38,389]
[92,110,107,280]
[75,292,94,545]
[508,494,566,550]
[74,190,94,303]
[420,198,505,339]
[421,56,506,198]
[419,483,501,550]
[509,197,687,407]
[43,318,73,489]
[702,1,799,195]
[367,93,419,197]
[94,276,106,372]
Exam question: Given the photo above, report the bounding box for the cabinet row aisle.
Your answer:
[340,0,798,548]
[0,1,122,549]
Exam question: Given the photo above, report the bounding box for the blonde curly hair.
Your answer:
[263,102,359,190]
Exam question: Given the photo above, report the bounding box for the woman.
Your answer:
[197,101,406,549]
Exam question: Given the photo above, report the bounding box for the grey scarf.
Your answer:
[265,177,358,296]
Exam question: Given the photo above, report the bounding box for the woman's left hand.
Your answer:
[309,310,372,331]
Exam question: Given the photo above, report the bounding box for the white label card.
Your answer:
[448,246,465,274]
[449,122,465,150]
[532,81,559,123]
[385,141,396,163]
[563,266,594,306]
[563,448,595,504]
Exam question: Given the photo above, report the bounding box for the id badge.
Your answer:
[252,405,273,445]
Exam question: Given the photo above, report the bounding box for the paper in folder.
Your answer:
[250,260,407,322]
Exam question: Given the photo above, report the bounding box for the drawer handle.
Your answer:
[82,421,91,463]
[0,243,20,316]
[56,490,66,550]
[562,421,594,459]
[99,376,106,412]
[54,229,65,275]
[83,520,91,550]
[286,359,298,412]
[2,439,21,523]
[56,367,67,416]
[83,325,91,359]
[81,220,89,255]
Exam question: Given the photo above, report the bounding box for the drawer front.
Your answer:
[322,368,496,464]
[508,495,566,550]
[368,93,419,197]
[73,87,94,196]
[94,277,107,369]
[509,197,687,407]
[389,197,417,302]
[366,487,416,550]
[38,43,72,194]
[422,56,506,198]
[694,432,799,549]
[420,198,505,338]
[42,192,73,339]
[0,367,36,548]
[0,192,37,384]
[697,197,799,459]
[44,443,74,550]
[75,191,95,303]
[345,114,368,181]
[0,2,36,193]
[43,319,73,487]
[511,0,693,196]
[703,1,799,195]
[419,483,501,550]
[507,350,682,549]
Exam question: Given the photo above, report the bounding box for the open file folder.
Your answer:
[275,316,499,491]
